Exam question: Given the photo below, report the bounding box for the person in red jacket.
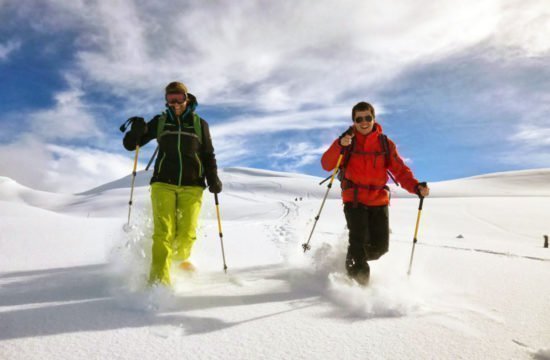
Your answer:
[321,101,430,285]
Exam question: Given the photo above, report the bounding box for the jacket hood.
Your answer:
[187,93,198,111]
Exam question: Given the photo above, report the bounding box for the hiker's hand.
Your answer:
[207,174,223,194]
[129,117,147,138]
[340,134,354,147]
[417,182,430,197]
[339,129,354,147]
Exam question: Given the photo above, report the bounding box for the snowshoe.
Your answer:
[351,270,370,287]
[346,258,370,287]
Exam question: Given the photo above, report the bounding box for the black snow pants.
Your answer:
[344,203,389,275]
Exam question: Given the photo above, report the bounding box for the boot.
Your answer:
[354,263,370,286]
[179,260,196,272]
[346,254,370,286]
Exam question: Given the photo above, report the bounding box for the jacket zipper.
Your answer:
[177,118,183,186]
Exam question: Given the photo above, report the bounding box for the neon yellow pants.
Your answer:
[149,182,204,286]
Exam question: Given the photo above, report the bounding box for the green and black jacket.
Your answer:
[123,101,218,188]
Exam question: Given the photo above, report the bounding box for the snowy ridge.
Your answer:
[391,168,550,198]
[0,176,74,212]
[3,167,550,215]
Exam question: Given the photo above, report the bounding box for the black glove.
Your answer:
[415,181,428,198]
[129,117,147,138]
[207,174,223,194]
[338,126,354,146]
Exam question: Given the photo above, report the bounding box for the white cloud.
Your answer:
[0,135,50,187]
[506,89,550,164]
[16,0,519,110]
[0,73,117,192]
[210,105,351,138]
[0,135,139,193]
[503,106,550,168]
[2,0,549,187]
[499,150,550,168]
[8,1,546,114]
[270,141,328,172]
[10,0,545,124]
[0,39,21,61]
[44,144,140,193]
[29,0,543,145]
[26,75,103,141]
[492,0,550,56]
[511,125,550,146]
[207,137,249,166]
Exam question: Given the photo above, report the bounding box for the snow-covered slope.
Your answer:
[1,168,549,359]
[390,168,550,197]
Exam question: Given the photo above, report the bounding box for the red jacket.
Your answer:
[321,124,419,206]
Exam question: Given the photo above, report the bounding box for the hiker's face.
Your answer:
[166,93,188,116]
[353,109,375,135]
[171,101,187,116]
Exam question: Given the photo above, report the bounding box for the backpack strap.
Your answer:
[193,113,202,144]
[339,133,400,190]
[157,112,167,142]
[342,134,389,168]
[339,133,383,180]
[378,134,391,167]
[379,133,400,186]
[337,140,355,182]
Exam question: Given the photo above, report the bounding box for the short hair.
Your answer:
[352,102,375,120]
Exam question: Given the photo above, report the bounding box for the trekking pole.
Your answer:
[302,148,346,253]
[214,193,228,273]
[318,173,333,186]
[125,144,140,230]
[145,146,159,171]
[407,183,427,275]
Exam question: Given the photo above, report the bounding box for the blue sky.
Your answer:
[0,0,549,193]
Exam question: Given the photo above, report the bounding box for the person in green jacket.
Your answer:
[123,81,222,286]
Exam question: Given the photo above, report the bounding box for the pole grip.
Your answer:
[331,153,344,181]
[132,145,140,172]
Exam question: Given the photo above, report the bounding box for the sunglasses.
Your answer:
[354,115,373,123]
[166,93,187,104]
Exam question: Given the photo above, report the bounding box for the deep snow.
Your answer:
[1,168,549,359]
